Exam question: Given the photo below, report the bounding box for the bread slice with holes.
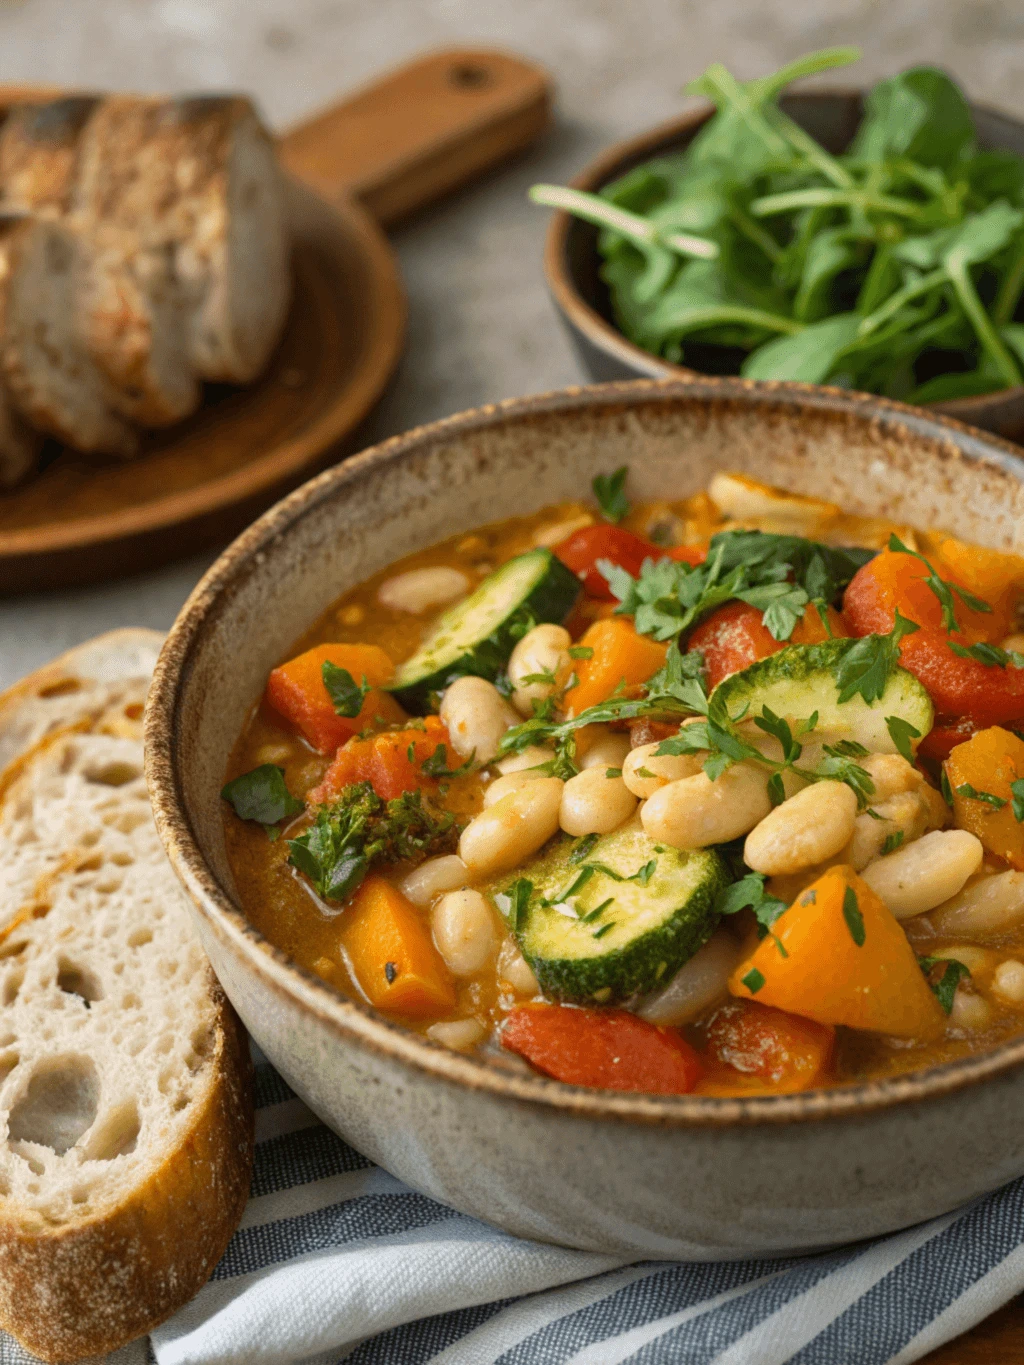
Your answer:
[0,632,253,1363]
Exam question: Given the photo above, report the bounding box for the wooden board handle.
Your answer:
[277,48,552,227]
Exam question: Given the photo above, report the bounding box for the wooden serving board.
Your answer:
[0,49,552,593]
[923,1295,1024,1361]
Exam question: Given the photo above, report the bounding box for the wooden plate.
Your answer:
[0,50,552,592]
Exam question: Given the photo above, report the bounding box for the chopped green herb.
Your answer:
[605,767,623,778]
[581,897,616,924]
[497,878,534,932]
[919,955,971,1014]
[888,535,992,633]
[885,714,922,764]
[569,833,600,864]
[568,645,595,660]
[287,782,457,902]
[955,782,1008,809]
[634,766,657,779]
[1011,778,1024,823]
[592,466,631,523]
[742,967,766,994]
[882,830,905,855]
[593,921,617,939]
[519,667,557,687]
[322,661,371,718]
[767,772,786,806]
[842,884,866,946]
[949,641,1024,668]
[835,611,919,704]
[221,764,304,838]
[941,766,955,806]
[421,743,475,778]
[715,871,787,935]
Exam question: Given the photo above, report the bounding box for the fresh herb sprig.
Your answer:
[531,50,1024,403]
[592,466,630,523]
[919,955,971,1014]
[221,765,304,840]
[322,662,371,718]
[887,534,991,633]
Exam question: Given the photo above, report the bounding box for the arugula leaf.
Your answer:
[842,884,866,946]
[886,715,922,763]
[955,782,1008,810]
[835,610,919,703]
[288,782,457,902]
[322,662,371,718]
[592,466,630,523]
[1011,778,1024,823]
[221,765,304,839]
[852,67,974,169]
[919,955,971,1014]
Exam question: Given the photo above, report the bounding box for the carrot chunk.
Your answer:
[563,617,667,717]
[934,535,1024,606]
[698,999,834,1093]
[946,726,1024,870]
[729,865,945,1040]
[843,546,998,639]
[312,716,450,803]
[266,643,405,753]
[340,876,456,1017]
[501,1002,703,1094]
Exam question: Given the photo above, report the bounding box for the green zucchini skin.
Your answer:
[712,639,934,752]
[388,549,581,713]
[493,819,728,1004]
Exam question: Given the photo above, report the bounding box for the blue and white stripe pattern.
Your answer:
[3,1055,1024,1364]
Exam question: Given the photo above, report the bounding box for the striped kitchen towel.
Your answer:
[3,1055,1024,1365]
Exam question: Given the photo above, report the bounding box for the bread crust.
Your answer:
[0,988,253,1363]
[0,632,255,1362]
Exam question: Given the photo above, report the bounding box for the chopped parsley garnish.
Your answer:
[568,645,595,660]
[885,714,922,764]
[287,782,457,902]
[742,967,766,994]
[941,766,955,806]
[887,534,992,633]
[715,871,787,936]
[569,833,600,864]
[949,641,1024,668]
[420,743,475,778]
[581,897,615,923]
[842,884,866,946]
[919,955,971,1014]
[593,921,617,939]
[835,610,919,704]
[495,878,534,932]
[592,466,630,523]
[955,782,1008,810]
[221,764,304,839]
[322,661,371,717]
[1011,778,1024,823]
[881,830,905,855]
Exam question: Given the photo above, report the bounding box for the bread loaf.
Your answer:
[0,632,254,1362]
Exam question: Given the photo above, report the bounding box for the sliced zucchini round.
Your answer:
[712,639,934,753]
[492,818,727,1004]
[388,548,580,713]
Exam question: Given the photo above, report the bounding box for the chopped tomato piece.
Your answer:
[502,1002,703,1094]
[554,525,664,600]
[689,601,848,690]
[668,543,709,566]
[946,726,1024,869]
[843,547,1003,641]
[266,643,406,754]
[898,631,1024,729]
[341,877,456,1016]
[699,999,834,1093]
[563,616,667,717]
[312,717,450,803]
[918,714,979,766]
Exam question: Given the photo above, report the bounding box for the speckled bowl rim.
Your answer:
[146,376,1024,1129]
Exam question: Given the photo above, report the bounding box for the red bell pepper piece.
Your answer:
[554,525,664,600]
[699,999,834,1094]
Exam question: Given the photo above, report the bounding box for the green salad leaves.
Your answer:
[532,48,1024,402]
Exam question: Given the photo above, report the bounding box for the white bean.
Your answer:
[427,1019,486,1050]
[400,854,470,908]
[744,781,857,875]
[459,778,564,875]
[377,566,469,614]
[508,624,572,716]
[638,931,741,1026]
[622,741,703,798]
[641,762,772,850]
[439,676,518,763]
[431,889,499,977]
[849,791,929,872]
[496,744,555,776]
[484,769,549,807]
[861,829,983,919]
[532,514,593,547]
[708,473,837,534]
[949,989,992,1032]
[559,767,638,837]
[579,730,632,771]
[1001,633,1024,654]
[993,959,1024,1004]
[927,870,1024,937]
[255,741,293,766]
[497,940,539,996]
[860,753,923,802]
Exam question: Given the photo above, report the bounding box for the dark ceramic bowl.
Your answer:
[544,90,1024,442]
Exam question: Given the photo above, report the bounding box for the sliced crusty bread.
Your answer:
[0,632,253,1363]
[75,94,291,387]
[0,96,100,219]
[0,214,138,456]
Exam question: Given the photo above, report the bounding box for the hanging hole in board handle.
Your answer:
[278,48,553,228]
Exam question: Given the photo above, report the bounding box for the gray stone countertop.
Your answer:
[3,0,1024,687]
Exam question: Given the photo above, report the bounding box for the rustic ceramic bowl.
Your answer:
[146,377,1024,1260]
[545,91,1024,443]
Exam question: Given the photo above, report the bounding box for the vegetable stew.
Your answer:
[223,469,1024,1097]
